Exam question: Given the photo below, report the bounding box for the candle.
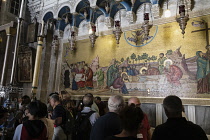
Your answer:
[144,13,149,20]
[40,20,44,36]
[19,0,25,18]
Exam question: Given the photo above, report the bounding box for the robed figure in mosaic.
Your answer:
[196,51,210,93]
[107,62,119,87]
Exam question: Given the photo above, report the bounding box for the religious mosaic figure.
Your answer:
[112,74,129,94]
[94,67,104,88]
[132,65,139,76]
[84,64,94,89]
[147,64,160,75]
[64,70,70,88]
[72,73,78,90]
[106,62,119,87]
[164,59,183,86]
[158,53,167,74]
[196,51,210,93]
[127,66,135,76]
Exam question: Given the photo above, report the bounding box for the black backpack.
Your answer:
[62,109,75,135]
[72,111,95,140]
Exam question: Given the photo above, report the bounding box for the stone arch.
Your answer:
[56,4,72,18]
[71,0,82,13]
[42,10,54,22]
[78,20,88,36]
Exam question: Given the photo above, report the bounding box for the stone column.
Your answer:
[0,28,13,86]
[31,36,44,98]
[10,18,23,85]
[54,39,64,92]
[46,34,60,94]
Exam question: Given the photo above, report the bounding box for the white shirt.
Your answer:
[13,124,23,140]
[81,107,100,125]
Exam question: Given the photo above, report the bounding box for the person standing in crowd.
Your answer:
[95,96,106,116]
[90,95,124,140]
[85,93,99,114]
[128,97,151,140]
[0,106,8,139]
[80,96,99,126]
[13,101,48,140]
[60,91,76,116]
[39,101,54,140]
[47,92,59,114]
[73,95,100,140]
[152,95,208,140]
[0,106,8,126]
[49,94,67,140]
[106,105,144,140]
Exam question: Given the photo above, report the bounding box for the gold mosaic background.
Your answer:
[64,15,210,66]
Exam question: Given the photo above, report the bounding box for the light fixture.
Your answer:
[89,24,93,34]
[176,0,189,37]
[89,24,97,47]
[52,35,59,54]
[69,30,76,51]
[141,3,153,40]
[66,13,77,51]
[113,3,123,44]
[165,9,171,18]
[164,0,171,18]
[89,8,98,47]
[113,20,122,44]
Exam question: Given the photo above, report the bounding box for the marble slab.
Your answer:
[195,106,210,135]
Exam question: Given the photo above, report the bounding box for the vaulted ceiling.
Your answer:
[43,0,163,30]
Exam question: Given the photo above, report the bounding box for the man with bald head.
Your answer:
[152,95,208,140]
[81,95,100,126]
[73,95,100,140]
[128,97,151,140]
[90,95,125,140]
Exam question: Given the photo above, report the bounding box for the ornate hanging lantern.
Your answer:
[64,12,77,51]
[113,20,122,44]
[89,24,97,47]
[176,0,189,37]
[113,2,123,45]
[141,3,153,40]
[69,30,76,51]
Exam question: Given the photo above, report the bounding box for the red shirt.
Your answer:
[21,125,48,140]
[139,114,151,140]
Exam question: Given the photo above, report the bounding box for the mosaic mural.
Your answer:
[61,16,210,98]
[61,46,210,97]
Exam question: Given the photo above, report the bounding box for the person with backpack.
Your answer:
[72,95,100,140]
[90,95,124,140]
[49,94,67,140]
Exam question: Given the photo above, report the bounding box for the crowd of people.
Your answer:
[0,92,208,140]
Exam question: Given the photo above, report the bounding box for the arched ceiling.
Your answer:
[43,0,164,31]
